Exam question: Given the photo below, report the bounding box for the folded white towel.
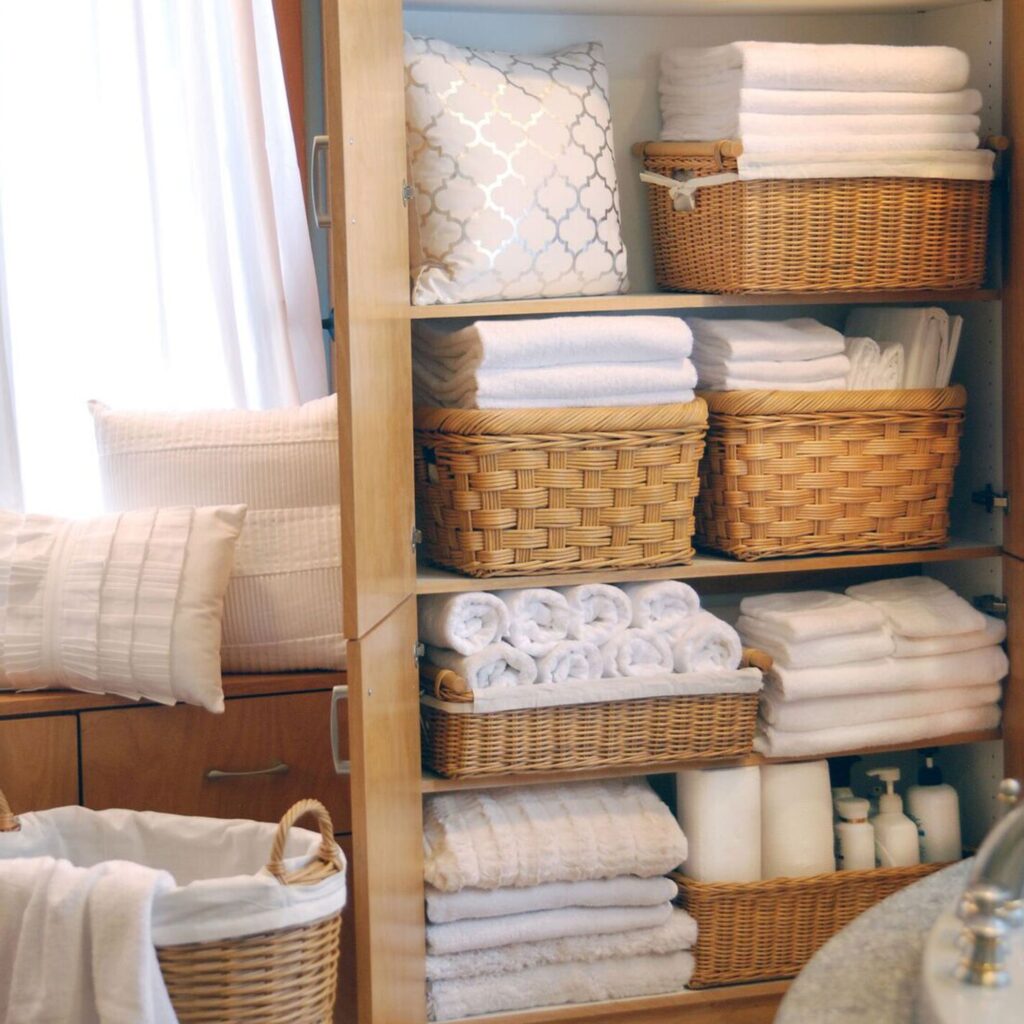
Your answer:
[846,576,987,638]
[893,614,1006,658]
[418,593,510,656]
[736,148,995,183]
[500,588,571,657]
[423,779,688,892]
[536,641,603,684]
[698,376,849,393]
[671,611,742,673]
[740,590,886,642]
[739,112,981,137]
[559,584,632,646]
[688,318,845,363]
[845,307,951,389]
[844,336,905,390]
[427,950,694,1021]
[426,643,537,690]
[739,87,983,117]
[741,132,981,155]
[623,581,701,633]
[737,616,895,668]
[425,876,678,925]
[601,628,675,678]
[426,908,697,982]
[693,353,852,384]
[414,389,698,409]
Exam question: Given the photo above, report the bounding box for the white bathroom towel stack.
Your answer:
[843,336,905,390]
[422,780,696,1020]
[845,307,963,388]
[413,316,698,409]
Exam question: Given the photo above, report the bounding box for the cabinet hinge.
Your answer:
[972,484,1010,514]
[412,527,423,550]
[402,181,415,206]
[413,641,425,665]
[974,594,1008,619]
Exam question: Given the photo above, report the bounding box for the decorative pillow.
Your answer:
[404,36,629,305]
[89,398,345,673]
[0,505,245,712]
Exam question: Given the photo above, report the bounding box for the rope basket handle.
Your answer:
[0,786,19,833]
[267,798,344,886]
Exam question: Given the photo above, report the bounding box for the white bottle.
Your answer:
[835,797,876,871]
[867,767,920,868]
[906,754,962,863]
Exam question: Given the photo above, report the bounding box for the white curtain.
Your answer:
[0,0,328,515]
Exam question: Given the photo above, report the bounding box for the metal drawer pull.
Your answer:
[310,134,331,228]
[331,684,351,775]
[205,761,290,781]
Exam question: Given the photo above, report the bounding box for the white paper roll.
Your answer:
[760,761,836,878]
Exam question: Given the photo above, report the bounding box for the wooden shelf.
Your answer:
[407,0,977,11]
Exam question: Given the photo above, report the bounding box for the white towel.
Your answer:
[737,616,895,669]
[536,641,603,684]
[427,950,694,1022]
[844,336,904,390]
[559,584,632,646]
[418,593,510,656]
[623,580,701,633]
[425,876,678,925]
[846,576,987,638]
[688,318,845,363]
[739,87,983,117]
[425,908,697,982]
[846,307,951,388]
[423,779,688,892]
[500,588,571,657]
[698,376,849,393]
[741,132,981,155]
[426,643,538,690]
[736,148,995,183]
[693,353,851,384]
[601,628,674,678]
[893,614,1006,658]
[671,611,742,673]
[739,112,981,137]
[740,590,886,642]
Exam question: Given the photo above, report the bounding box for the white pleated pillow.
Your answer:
[89,398,345,673]
[0,506,245,712]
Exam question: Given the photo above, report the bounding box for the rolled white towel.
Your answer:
[535,641,603,684]
[418,593,510,656]
[846,576,987,638]
[426,643,537,690]
[623,581,700,633]
[601,628,674,678]
[740,590,886,642]
[500,588,571,656]
[671,611,742,673]
[559,584,632,646]
[737,616,895,669]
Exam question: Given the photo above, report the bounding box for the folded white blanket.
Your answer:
[559,583,632,646]
[741,132,981,155]
[688,318,845,363]
[500,588,571,656]
[426,643,537,690]
[426,908,698,982]
[423,779,688,892]
[601,628,674,678]
[893,614,1005,658]
[427,950,694,1021]
[418,593,510,656]
[738,87,983,117]
[536,641,603,684]
[736,148,995,183]
[623,580,700,633]
[693,353,851,384]
[425,876,678,924]
[737,616,894,668]
[671,611,742,673]
[846,576,987,638]
[739,112,981,137]
[740,590,886,642]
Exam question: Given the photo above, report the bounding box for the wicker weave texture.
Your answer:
[674,862,943,987]
[695,386,965,560]
[639,143,990,294]
[414,401,708,578]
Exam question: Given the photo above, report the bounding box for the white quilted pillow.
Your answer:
[0,506,245,711]
[89,398,345,673]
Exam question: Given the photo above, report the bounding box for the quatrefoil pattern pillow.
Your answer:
[404,36,629,305]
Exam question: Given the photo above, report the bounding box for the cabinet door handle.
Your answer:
[205,761,290,781]
[331,684,351,775]
[310,134,332,228]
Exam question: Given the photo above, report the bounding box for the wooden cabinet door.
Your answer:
[0,716,79,814]
[1002,554,1024,781]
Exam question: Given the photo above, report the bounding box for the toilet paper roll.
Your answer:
[675,766,762,883]
[760,761,836,879]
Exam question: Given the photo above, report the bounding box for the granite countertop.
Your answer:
[775,860,972,1024]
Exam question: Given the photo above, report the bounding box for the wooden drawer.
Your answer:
[0,716,79,814]
[81,691,350,830]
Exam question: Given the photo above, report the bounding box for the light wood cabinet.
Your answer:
[0,716,79,814]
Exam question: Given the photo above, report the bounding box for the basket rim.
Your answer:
[699,384,965,416]
[670,861,945,893]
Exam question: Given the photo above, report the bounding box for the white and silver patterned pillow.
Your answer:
[405,36,628,306]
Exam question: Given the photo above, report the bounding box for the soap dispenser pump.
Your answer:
[866,767,920,868]
[906,750,962,863]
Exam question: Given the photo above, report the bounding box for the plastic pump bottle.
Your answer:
[835,797,875,871]
[866,767,920,868]
[906,751,962,863]
[829,756,861,820]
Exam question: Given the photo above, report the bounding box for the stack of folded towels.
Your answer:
[846,307,962,388]
[422,779,696,1020]
[659,42,994,183]
[738,577,1006,757]
[412,315,697,409]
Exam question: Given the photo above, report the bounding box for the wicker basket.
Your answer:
[414,401,708,577]
[634,140,991,293]
[696,385,965,560]
[673,862,945,987]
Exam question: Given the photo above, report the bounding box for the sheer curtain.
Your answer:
[0,0,328,515]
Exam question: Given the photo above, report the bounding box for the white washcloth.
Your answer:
[688,318,845,363]
[741,132,981,155]
[737,616,895,669]
[846,576,987,638]
[0,857,176,1024]
[671,611,742,673]
[499,588,572,656]
[736,148,994,183]
[418,593,510,656]
[893,614,1006,658]
[739,112,981,137]
[536,641,603,684]
[427,950,694,1022]
[426,643,537,690]
[559,584,632,646]
[754,704,1002,757]
[601,628,674,678]
[623,581,701,633]
[739,87,983,117]
[426,908,697,982]
[693,353,851,384]
[698,376,849,392]
[423,779,688,892]
[425,876,678,924]
[740,590,886,642]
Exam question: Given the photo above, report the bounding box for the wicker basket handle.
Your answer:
[267,798,344,886]
[0,786,19,833]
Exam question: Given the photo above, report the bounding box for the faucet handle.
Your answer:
[997,778,1021,816]
[956,883,1014,988]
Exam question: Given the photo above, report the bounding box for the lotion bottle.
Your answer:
[835,797,875,871]
[906,751,962,863]
[867,767,920,868]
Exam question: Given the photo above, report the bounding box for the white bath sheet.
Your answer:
[623,580,701,633]
[671,611,742,673]
[739,112,980,137]
[426,643,537,690]
[535,641,603,684]
[740,590,886,642]
[698,375,850,393]
[736,149,995,183]
[893,614,1005,658]
[559,583,632,646]
[846,576,987,637]
[688,318,845,363]
[418,593,510,656]
[737,616,895,669]
[500,588,572,657]
[601,628,674,678]
[693,352,851,384]
[738,87,983,117]
[741,132,981,155]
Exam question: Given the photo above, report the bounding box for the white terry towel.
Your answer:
[671,611,742,673]
[559,584,632,646]
[844,336,904,390]
[426,908,697,982]
[739,112,981,137]
[739,87,983,117]
[736,147,995,183]
[0,856,176,1024]
[601,628,674,678]
[536,641,603,684]
[426,643,537,690]
[846,576,987,638]
[500,588,571,657]
[688,318,845,363]
[893,614,1006,658]
[692,353,851,385]
[845,306,951,389]
[423,779,688,892]
[740,590,886,642]
[737,616,895,669]
[425,876,678,924]
[418,593,510,656]
[623,580,700,633]
[698,376,848,393]
[741,132,981,155]
[427,950,694,1022]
